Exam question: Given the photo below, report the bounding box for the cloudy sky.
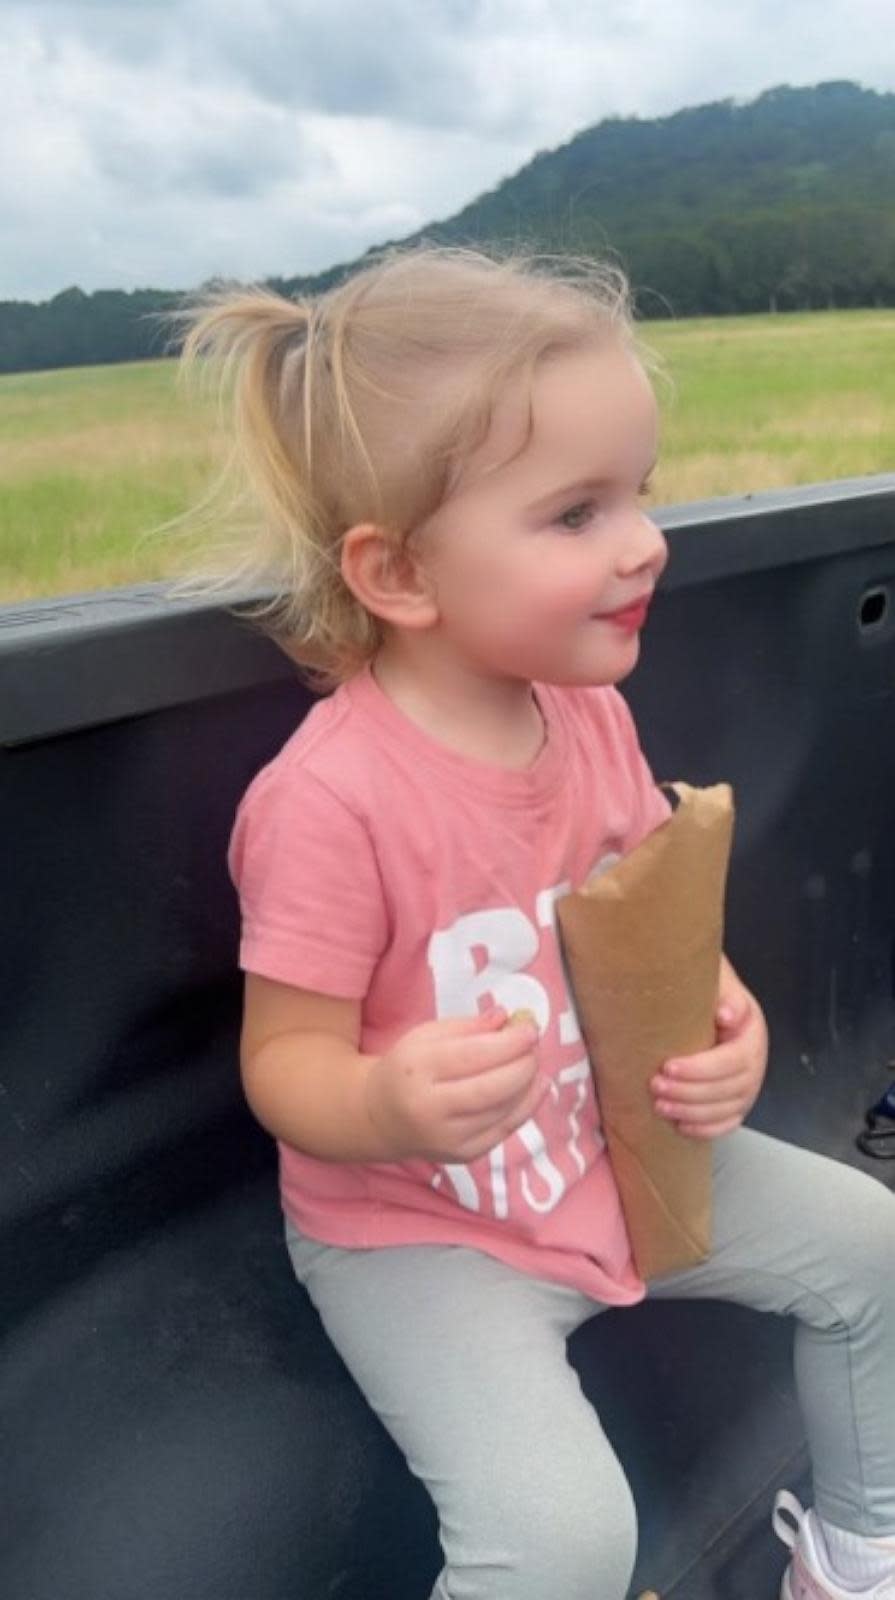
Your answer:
[3,0,895,304]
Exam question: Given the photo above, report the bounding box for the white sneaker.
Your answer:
[774,1490,895,1600]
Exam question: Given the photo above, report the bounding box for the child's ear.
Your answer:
[340,523,438,630]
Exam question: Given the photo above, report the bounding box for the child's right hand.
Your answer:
[364,1007,546,1164]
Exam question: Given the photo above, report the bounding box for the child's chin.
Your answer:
[541,656,639,689]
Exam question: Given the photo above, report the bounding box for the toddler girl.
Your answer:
[171,246,895,1600]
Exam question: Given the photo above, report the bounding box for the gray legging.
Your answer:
[286,1128,895,1600]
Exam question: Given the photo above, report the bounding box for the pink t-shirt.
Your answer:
[228,662,672,1305]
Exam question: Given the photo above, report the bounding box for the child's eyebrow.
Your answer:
[525,478,609,515]
[526,461,658,515]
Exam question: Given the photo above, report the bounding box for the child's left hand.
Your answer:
[650,955,768,1139]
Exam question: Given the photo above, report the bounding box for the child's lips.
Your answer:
[593,594,653,631]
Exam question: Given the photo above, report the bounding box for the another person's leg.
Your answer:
[287,1227,637,1600]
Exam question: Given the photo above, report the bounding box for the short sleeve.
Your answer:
[606,688,673,846]
[227,759,388,999]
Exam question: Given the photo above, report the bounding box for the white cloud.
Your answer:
[2,0,895,301]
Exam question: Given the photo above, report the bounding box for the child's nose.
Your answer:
[620,511,668,579]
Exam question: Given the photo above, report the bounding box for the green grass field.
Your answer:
[2,307,894,603]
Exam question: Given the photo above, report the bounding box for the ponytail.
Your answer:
[152,282,382,690]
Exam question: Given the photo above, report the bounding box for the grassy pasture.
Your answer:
[1,307,894,603]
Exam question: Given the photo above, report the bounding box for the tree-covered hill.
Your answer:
[3,80,895,374]
[293,81,895,317]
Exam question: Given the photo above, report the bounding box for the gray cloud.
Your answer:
[17,0,502,131]
[196,1,474,129]
[16,0,182,71]
[83,97,327,200]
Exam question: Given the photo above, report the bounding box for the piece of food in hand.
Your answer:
[506,1008,538,1030]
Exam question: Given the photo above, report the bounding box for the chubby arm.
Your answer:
[239,974,545,1165]
[240,975,391,1160]
[650,953,769,1140]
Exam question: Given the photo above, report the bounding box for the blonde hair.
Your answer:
[157,242,645,692]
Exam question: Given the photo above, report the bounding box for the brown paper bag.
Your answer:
[556,782,735,1280]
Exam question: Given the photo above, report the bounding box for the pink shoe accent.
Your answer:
[788,1547,840,1600]
[773,1490,895,1600]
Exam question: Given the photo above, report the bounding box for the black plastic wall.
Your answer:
[2,475,895,1600]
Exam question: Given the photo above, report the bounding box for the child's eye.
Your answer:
[639,476,654,500]
[556,501,595,532]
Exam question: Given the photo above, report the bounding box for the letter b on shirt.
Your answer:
[428,908,548,1026]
